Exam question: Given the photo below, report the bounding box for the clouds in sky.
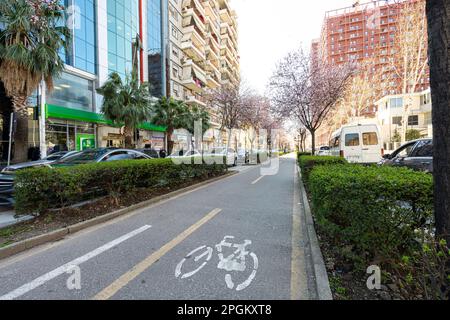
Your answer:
[232,0,357,94]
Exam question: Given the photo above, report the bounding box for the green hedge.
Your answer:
[14,158,227,214]
[297,152,312,160]
[308,164,433,265]
[298,155,348,185]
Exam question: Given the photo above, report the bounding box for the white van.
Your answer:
[329,124,383,164]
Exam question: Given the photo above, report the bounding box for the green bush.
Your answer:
[297,152,312,159]
[14,158,227,214]
[298,155,347,185]
[308,164,433,265]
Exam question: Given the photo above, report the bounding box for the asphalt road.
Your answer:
[0,155,317,300]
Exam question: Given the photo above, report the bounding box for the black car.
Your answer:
[0,148,152,206]
[380,138,433,173]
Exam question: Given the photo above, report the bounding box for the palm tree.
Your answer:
[426,0,450,243]
[151,97,190,154]
[0,0,70,162]
[96,72,152,149]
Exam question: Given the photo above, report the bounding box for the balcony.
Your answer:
[202,0,220,23]
[182,59,207,93]
[181,26,206,62]
[182,8,206,35]
[186,93,207,107]
[219,8,232,24]
[206,73,220,89]
[183,0,207,21]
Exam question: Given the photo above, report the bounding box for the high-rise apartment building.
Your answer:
[315,0,429,101]
[168,0,240,149]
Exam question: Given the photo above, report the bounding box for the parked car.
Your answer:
[0,148,152,206]
[167,149,202,159]
[51,148,151,167]
[137,149,160,159]
[380,138,433,173]
[205,147,238,166]
[317,146,331,156]
[330,124,383,164]
[1,151,79,173]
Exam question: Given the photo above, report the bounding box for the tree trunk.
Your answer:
[10,95,29,163]
[123,126,134,149]
[166,127,174,155]
[426,0,450,243]
[310,129,316,156]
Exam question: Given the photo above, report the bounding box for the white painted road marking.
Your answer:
[251,176,265,185]
[93,208,222,300]
[0,225,152,300]
[176,236,259,292]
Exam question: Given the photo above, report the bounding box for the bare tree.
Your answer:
[239,94,280,151]
[269,48,353,155]
[426,0,450,243]
[390,0,429,142]
[206,81,252,151]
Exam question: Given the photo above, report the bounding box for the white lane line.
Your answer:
[251,176,265,185]
[0,225,152,300]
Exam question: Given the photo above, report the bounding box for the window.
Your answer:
[47,72,94,112]
[408,115,419,126]
[392,116,402,125]
[390,97,403,108]
[363,132,378,146]
[345,134,360,147]
[395,143,414,158]
[330,136,340,148]
[411,140,433,157]
[172,27,178,39]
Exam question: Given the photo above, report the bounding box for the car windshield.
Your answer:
[44,152,66,161]
[57,149,109,165]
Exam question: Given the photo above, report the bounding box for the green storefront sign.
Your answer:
[45,104,166,132]
[76,134,96,151]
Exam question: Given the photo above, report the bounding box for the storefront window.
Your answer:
[47,72,94,112]
[46,119,96,154]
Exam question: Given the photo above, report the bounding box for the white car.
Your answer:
[206,147,238,166]
[167,150,202,159]
[330,124,383,164]
[317,146,331,156]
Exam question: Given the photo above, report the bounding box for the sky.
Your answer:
[232,0,358,95]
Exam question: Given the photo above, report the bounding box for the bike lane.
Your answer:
[104,158,296,300]
[0,158,301,300]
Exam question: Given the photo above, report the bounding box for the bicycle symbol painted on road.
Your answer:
[175,236,259,291]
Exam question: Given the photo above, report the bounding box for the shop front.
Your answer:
[46,104,167,152]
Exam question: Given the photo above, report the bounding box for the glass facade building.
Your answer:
[60,0,97,74]
[107,0,139,78]
[147,0,164,97]
[40,0,167,158]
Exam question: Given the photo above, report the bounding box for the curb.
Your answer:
[0,171,238,261]
[297,165,333,300]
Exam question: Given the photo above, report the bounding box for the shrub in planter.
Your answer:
[297,152,312,160]
[308,164,433,266]
[14,158,227,214]
[298,156,347,186]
